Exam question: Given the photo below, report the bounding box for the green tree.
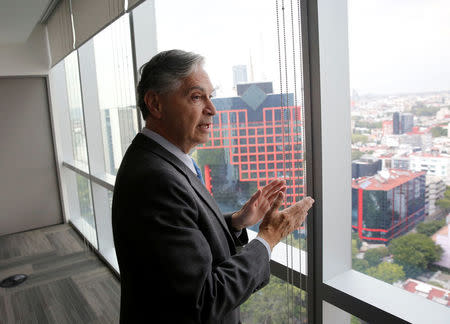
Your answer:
[196,148,225,167]
[411,103,440,116]
[355,121,383,129]
[351,134,369,144]
[416,219,446,237]
[352,150,364,161]
[352,232,362,249]
[389,233,443,278]
[75,174,93,220]
[362,191,386,229]
[241,276,306,324]
[430,126,448,138]
[353,258,370,273]
[351,315,368,324]
[352,239,359,258]
[436,186,450,213]
[367,262,405,284]
[364,247,389,267]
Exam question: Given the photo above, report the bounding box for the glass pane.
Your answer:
[92,183,118,272]
[349,0,450,308]
[66,171,97,248]
[64,51,89,166]
[92,14,138,175]
[323,301,368,324]
[154,0,306,235]
[242,276,306,324]
[149,0,308,320]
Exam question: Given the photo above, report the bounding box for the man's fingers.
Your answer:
[268,191,284,214]
[261,179,286,196]
[248,189,262,206]
[288,196,314,213]
[267,186,287,204]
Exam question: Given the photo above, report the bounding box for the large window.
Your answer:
[153,0,306,239]
[349,0,450,309]
[136,0,308,320]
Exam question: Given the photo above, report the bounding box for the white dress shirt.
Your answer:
[141,127,271,258]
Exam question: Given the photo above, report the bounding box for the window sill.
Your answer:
[63,161,115,191]
[324,269,450,324]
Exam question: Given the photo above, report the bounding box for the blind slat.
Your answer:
[72,0,125,48]
[47,0,73,67]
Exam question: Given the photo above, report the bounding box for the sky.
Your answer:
[90,0,450,108]
[348,0,450,95]
[154,0,297,98]
[153,0,450,97]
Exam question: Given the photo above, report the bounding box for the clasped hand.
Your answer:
[231,179,314,250]
[231,179,287,230]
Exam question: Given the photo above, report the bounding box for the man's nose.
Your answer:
[205,98,217,116]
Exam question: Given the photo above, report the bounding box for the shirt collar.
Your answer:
[140,127,196,174]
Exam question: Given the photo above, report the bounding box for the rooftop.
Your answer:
[352,169,426,191]
[402,279,450,307]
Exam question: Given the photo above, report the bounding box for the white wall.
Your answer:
[0,77,62,235]
[0,24,50,76]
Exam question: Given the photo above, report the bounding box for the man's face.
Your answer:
[155,66,216,153]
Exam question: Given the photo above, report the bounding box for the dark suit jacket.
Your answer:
[112,133,270,324]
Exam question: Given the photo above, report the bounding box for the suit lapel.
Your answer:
[184,169,232,238]
[133,134,234,241]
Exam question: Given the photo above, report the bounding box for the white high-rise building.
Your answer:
[410,152,450,185]
[232,65,248,88]
[425,175,446,215]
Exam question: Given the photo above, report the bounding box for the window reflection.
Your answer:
[93,14,138,175]
[64,52,88,165]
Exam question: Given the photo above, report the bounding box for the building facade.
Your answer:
[392,112,414,135]
[410,152,450,185]
[232,65,248,88]
[352,169,426,243]
[425,175,446,215]
[195,83,300,213]
[352,156,382,178]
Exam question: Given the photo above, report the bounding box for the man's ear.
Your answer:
[144,90,163,119]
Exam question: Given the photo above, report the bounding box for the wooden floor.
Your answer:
[0,224,120,324]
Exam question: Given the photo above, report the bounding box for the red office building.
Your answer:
[195,84,303,214]
[352,169,426,243]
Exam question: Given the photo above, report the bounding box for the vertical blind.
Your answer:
[71,0,124,48]
[274,0,307,322]
[47,0,73,66]
[46,0,143,66]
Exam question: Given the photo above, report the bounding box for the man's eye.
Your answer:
[192,95,201,101]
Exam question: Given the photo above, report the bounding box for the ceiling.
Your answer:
[0,0,52,44]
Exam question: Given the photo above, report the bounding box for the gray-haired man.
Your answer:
[112,49,314,323]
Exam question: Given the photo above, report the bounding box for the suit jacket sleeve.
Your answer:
[223,212,249,247]
[127,168,270,323]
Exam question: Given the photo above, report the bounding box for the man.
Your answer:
[112,49,314,324]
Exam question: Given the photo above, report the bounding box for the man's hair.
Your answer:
[137,49,204,120]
